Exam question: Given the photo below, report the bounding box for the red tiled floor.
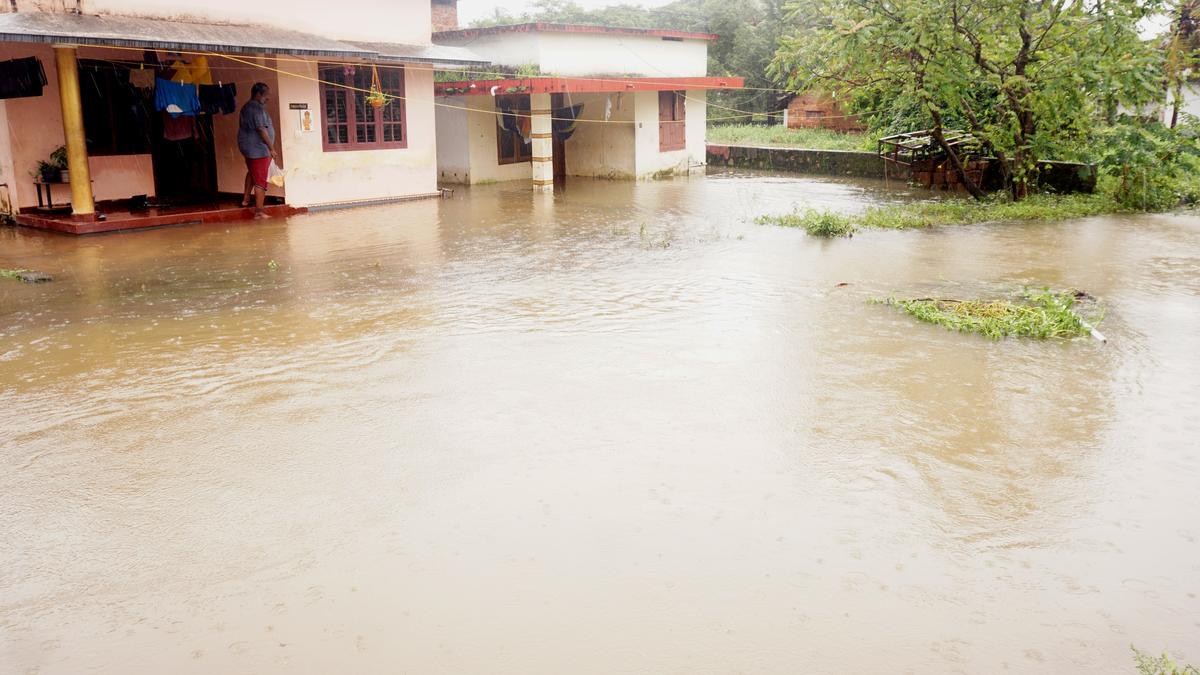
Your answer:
[15,201,305,235]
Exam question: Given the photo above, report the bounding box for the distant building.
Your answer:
[782,92,864,133]
[431,18,742,189]
[0,0,485,233]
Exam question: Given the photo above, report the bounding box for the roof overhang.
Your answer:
[434,23,718,44]
[436,76,743,97]
[0,12,487,65]
[350,41,487,67]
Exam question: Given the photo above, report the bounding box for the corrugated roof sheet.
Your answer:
[435,23,719,43]
[0,12,487,64]
[349,41,487,66]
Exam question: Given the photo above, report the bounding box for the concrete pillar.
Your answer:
[529,93,553,192]
[53,45,95,218]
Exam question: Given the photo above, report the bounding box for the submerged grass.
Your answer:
[706,124,868,151]
[755,209,857,237]
[759,193,1121,236]
[879,289,1100,340]
[1,268,31,281]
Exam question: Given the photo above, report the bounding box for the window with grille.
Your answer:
[319,64,406,151]
[658,91,685,152]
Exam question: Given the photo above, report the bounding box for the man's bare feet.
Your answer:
[253,209,267,219]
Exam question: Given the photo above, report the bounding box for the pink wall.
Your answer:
[274,60,439,208]
[0,44,156,210]
[0,43,439,212]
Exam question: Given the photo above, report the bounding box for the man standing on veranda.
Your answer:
[238,82,277,219]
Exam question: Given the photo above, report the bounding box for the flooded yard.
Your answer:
[2,170,1198,673]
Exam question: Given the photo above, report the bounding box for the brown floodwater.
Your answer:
[1,170,1198,674]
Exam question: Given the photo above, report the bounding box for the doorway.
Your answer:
[551,93,567,184]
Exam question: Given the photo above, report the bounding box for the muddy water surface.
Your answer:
[2,171,1199,674]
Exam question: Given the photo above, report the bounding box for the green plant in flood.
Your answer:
[760,192,1124,235]
[1,268,31,280]
[756,209,856,237]
[880,289,1100,340]
[1132,646,1199,675]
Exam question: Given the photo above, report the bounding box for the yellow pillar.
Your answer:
[529,93,554,193]
[53,45,95,217]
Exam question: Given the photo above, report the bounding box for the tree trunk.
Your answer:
[929,110,986,200]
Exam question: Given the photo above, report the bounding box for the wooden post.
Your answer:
[530,93,553,193]
[53,45,95,217]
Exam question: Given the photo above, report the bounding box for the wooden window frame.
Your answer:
[495,94,533,165]
[658,90,686,152]
[319,63,407,152]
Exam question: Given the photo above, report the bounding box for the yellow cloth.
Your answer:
[170,56,213,85]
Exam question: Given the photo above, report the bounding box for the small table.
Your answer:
[33,178,93,211]
[33,178,65,210]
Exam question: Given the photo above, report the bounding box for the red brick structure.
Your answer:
[432,0,458,32]
[785,92,864,133]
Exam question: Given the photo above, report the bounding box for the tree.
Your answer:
[772,0,1166,199]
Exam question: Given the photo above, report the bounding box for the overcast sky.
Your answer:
[456,0,1175,36]
[455,0,675,25]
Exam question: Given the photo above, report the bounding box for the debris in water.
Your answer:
[1,268,52,283]
[267,260,280,271]
[878,288,1104,340]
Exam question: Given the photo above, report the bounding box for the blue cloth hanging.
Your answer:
[154,77,200,116]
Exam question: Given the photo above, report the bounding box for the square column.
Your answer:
[529,93,553,192]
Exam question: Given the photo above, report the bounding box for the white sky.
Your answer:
[455,0,676,26]
[455,0,1175,37]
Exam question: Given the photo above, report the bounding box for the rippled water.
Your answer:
[2,171,1198,674]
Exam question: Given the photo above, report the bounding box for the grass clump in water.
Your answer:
[880,289,1100,340]
[861,193,1120,229]
[1132,646,1199,675]
[706,124,868,151]
[759,193,1121,235]
[1,268,32,281]
[755,209,856,237]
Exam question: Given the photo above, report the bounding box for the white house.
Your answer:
[0,0,485,233]
[432,21,742,189]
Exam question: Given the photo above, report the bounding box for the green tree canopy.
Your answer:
[771,0,1167,197]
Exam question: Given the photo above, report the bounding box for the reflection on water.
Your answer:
[2,171,1198,674]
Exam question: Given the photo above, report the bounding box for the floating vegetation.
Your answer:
[755,209,856,237]
[759,193,1121,236]
[1,268,52,283]
[878,289,1104,340]
[1132,646,1199,675]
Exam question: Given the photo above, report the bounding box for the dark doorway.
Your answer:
[151,111,218,204]
[551,93,567,184]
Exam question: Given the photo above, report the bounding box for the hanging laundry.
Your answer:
[169,56,213,85]
[155,77,200,116]
[128,67,156,90]
[199,83,237,115]
[552,104,584,143]
[0,56,47,100]
[162,111,195,141]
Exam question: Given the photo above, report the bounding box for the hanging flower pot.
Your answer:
[366,65,386,109]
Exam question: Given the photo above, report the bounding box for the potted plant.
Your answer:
[34,160,58,183]
[50,146,69,182]
[365,88,387,109]
[366,66,387,109]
